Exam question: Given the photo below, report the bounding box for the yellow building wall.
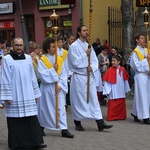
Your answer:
[82,0,137,44]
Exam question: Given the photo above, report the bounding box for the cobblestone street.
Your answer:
[0,93,150,150]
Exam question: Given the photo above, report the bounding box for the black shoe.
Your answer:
[61,130,74,138]
[96,120,113,131]
[75,125,85,131]
[32,143,47,149]
[41,127,46,136]
[74,120,85,131]
[131,113,140,122]
[143,118,150,125]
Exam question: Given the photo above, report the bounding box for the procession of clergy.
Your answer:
[0,25,150,150]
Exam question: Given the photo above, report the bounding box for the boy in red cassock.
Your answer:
[103,55,130,121]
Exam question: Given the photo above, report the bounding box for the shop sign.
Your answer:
[39,0,58,6]
[0,21,15,29]
[38,0,69,10]
[0,2,14,14]
[63,21,72,27]
[136,0,150,6]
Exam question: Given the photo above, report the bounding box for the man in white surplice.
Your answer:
[0,37,47,149]
[130,33,150,124]
[68,25,113,131]
[37,37,74,138]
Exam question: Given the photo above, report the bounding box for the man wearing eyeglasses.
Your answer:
[0,37,47,149]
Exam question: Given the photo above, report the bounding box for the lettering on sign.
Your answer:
[0,21,15,29]
[9,22,15,28]
[136,0,150,7]
[0,23,4,28]
[63,21,72,27]
[38,0,70,10]
[39,0,58,6]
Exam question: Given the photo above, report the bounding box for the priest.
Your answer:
[0,37,47,150]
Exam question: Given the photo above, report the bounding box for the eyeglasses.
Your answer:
[14,44,24,47]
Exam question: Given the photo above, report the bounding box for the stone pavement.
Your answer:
[0,93,150,150]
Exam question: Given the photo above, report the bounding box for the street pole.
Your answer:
[18,0,30,54]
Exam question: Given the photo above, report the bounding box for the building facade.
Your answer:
[0,0,139,47]
[0,0,80,45]
[82,0,137,45]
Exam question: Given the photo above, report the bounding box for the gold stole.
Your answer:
[133,47,150,67]
[41,55,63,76]
[133,47,148,60]
[61,49,68,62]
